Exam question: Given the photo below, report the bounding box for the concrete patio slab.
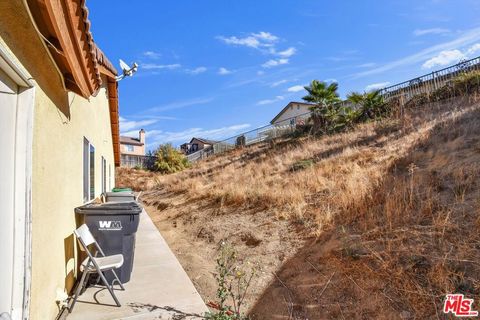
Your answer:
[67,209,209,320]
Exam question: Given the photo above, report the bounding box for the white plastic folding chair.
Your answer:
[69,224,125,313]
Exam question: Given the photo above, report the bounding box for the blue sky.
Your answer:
[87,0,480,150]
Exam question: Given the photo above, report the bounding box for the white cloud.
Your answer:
[324,78,338,83]
[119,117,158,132]
[257,95,284,105]
[422,43,480,69]
[270,79,288,87]
[252,31,279,42]
[217,35,261,48]
[466,43,480,56]
[262,58,289,68]
[287,85,305,93]
[217,32,295,67]
[186,66,207,75]
[218,67,233,75]
[277,47,297,58]
[146,124,251,147]
[365,82,391,91]
[257,70,265,76]
[422,49,465,69]
[146,97,214,113]
[141,63,181,70]
[216,31,278,49]
[353,27,480,78]
[357,62,376,68]
[143,51,162,59]
[413,28,450,36]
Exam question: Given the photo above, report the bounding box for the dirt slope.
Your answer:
[120,97,480,319]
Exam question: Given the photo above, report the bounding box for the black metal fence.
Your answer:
[120,154,157,169]
[186,112,311,162]
[185,55,480,163]
[379,56,480,103]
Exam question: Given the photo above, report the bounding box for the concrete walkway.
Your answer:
[68,209,209,320]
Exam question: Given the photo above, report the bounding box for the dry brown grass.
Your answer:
[249,98,480,318]
[115,167,161,192]
[123,96,480,318]
[147,98,476,235]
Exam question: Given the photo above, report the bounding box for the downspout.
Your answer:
[21,0,67,92]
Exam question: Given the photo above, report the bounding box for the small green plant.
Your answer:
[453,70,480,94]
[347,90,388,121]
[205,243,257,320]
[153,143,190,174]
[290,159,314,172]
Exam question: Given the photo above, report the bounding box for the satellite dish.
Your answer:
[116,59,138,81]
[119,59,130,72]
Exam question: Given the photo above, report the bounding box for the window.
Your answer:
[101,156,106,193]
[125,144,134,152]
[89,144,95,200]
[83,138,95,202]
[83,138,89,202]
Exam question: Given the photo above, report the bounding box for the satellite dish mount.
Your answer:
[116,59,138,81]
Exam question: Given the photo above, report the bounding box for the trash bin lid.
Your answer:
[112,187,132,192]
[106,191,135,198]
[75,201,142,215]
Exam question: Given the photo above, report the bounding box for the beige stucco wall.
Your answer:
[30,77,115,320]
[273,103,311,124]
[0,3,116,319]
[120,143,145,156]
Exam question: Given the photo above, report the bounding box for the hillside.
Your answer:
[119,96,480,319]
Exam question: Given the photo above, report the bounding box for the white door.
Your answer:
[0,67,19,316]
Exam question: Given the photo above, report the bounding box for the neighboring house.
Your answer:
[0,1,120,320]
[120,129,146,156]
[120,129,151,167]
[180,137,218,155]
[270,101,314,125]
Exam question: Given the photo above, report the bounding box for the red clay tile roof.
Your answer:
[80,1,118,78]
[28,0,120,165]
[93,45,118,76]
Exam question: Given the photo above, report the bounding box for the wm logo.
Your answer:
[99,220,122,230]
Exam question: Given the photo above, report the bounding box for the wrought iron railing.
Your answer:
[120,154,157,169]
[184,56,480,163]
[378,56,480,102]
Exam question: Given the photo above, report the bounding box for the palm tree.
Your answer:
[346,90,386,121]
[302,80,341,107]
[302,80,341,134]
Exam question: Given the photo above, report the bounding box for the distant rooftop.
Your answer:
[120,136,143,146]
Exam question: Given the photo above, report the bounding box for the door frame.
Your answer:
[0,43,35,320]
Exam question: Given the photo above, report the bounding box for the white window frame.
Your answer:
[126,144,134,152]
[101,156,106,194]
[0,42,35,320]
[83,138,95,202]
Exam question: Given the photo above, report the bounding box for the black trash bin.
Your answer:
[75,201,142,283]
[105,191,135,202]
